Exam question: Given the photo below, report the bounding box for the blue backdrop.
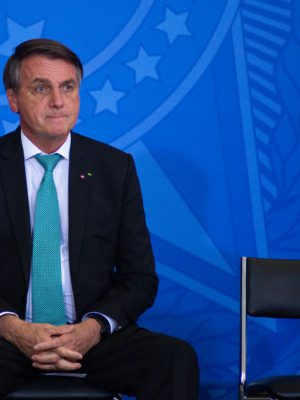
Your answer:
[0,1,300,399]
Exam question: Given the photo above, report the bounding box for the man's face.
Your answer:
[7,55,80,149]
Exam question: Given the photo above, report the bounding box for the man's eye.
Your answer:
[63,84,76,92]
[34,86,48,93]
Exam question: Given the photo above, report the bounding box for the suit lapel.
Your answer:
[68,133,93,283]
[0,129,32,284]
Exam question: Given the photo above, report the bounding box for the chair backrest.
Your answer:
[246,257,300,318]
[240,256,300,397]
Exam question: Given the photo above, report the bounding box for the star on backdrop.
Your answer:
[90,80,125,115]
[156,8,191,44]
[126,47,161,84]
[0,18,44,56]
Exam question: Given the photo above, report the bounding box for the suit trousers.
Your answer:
[0,325,199,400]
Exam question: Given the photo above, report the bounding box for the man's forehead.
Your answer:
[20,55,78,79]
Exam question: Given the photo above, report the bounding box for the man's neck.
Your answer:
[21,130,69,154]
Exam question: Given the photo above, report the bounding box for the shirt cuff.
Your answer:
[82,312,118,334]
[0,312,19,319]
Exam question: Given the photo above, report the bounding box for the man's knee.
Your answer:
[156,335,199,374]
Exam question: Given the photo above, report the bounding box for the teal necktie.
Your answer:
[31,153,66,325]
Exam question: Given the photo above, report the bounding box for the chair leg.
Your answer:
[239,383,245,400]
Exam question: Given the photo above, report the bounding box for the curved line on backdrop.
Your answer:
[111,0,240,150]
[84,0,155,77]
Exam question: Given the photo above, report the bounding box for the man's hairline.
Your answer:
[10,54,82,93]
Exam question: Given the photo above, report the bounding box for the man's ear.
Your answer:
[6,89,19,113]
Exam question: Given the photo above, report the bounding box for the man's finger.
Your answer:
[55,358,82,371]
[32,360,82,371]
[31,351,61,364]
[49,324,74,336]
[56,347,83,361]
[33,335,67,352]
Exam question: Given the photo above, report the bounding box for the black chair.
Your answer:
[5,374,121,400]
[240,256,300,400]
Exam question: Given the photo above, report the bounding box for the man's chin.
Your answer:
[43,131,70,139]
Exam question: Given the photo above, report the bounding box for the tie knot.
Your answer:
[35,154,62,172]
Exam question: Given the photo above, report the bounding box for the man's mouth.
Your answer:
[46,115,68,119]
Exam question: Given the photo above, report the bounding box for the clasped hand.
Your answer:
[1,316,101,371]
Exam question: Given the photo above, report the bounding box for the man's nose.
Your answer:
[49,88,64,108]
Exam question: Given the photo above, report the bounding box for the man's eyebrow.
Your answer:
[59,78,78,86]
[32,78,51,84]
[31,78,78,86]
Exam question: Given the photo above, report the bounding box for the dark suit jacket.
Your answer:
[0,128,158,328]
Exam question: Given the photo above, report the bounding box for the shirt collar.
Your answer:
[21,131,71,161]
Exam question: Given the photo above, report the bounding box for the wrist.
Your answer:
[0,314,23,342]
[86,315,111,341]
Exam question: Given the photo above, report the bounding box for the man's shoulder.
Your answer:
[0,129,19,143]
[71,131,129,160]
[0,129,21,158]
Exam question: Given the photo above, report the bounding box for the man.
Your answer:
[0,38,199,399]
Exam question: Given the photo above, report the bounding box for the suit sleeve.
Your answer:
[85,154,158,328]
